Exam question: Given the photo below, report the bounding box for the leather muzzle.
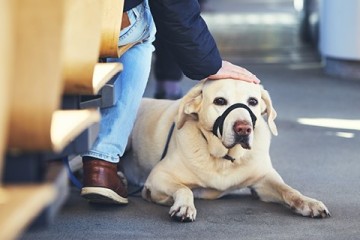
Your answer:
[212,103,257,138]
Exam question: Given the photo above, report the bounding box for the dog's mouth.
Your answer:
[225,135,251,150]
[236,135,251,149]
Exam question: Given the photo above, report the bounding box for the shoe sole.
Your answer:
[81,187,128,205]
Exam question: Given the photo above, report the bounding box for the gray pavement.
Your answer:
[21,0,360,239]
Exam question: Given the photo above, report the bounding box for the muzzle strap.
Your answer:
[212,103,257,137]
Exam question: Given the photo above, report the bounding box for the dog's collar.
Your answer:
[223,154,235,162]
[212,103,257,138]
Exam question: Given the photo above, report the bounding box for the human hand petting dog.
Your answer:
[207,60,261,84]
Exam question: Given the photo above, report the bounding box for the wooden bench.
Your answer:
[99,0,139,57]
[0,1,104,239]
[0,185,56,240]
[0,1,59,239]
[62,0,123,95]
[0,0,12,181]
[100,0,125,58]
[7,0,101,153]
[2,0,131,238]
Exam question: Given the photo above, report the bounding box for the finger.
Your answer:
[208,71,260,83]
[231,72,260,83]
[223,63,260,82]
[251,75,261,83]
[225,70,260,83]
[223,61,255,77]
[231,64,254,77]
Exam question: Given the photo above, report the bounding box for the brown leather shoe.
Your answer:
[81,157,128,204]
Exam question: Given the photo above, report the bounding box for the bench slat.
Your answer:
[64,62,122,95]
[0,184,56,240]
[51,109,100,152]
[7,0,65,151]
[99,0,124,58]
[0,0,13,180]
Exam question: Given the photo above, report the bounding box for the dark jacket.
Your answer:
[149,0,222,80]
[124,0,144,11]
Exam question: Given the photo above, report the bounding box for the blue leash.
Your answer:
[63,157,83,190]
[160,122,175,160]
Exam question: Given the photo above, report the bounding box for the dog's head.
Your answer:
[177,79,277,150]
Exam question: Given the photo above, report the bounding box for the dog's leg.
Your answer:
[251,170,330,218]
[169,187,197,222]
[142,175,197,222]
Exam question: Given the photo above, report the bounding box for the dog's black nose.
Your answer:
[233,120,252,136]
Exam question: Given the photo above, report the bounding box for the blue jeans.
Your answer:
[83,0,156,163]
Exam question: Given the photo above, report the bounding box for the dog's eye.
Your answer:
[213,97,227,106]
[248,97,258,106]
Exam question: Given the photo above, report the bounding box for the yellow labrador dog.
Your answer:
[121,79,330,222]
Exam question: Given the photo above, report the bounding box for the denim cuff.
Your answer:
[82,150,120,163]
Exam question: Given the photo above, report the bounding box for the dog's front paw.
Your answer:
[290,196,331,218]
[169,204,197,222]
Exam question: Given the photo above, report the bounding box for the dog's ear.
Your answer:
[176,80,206,129]
[260,86,278,136]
